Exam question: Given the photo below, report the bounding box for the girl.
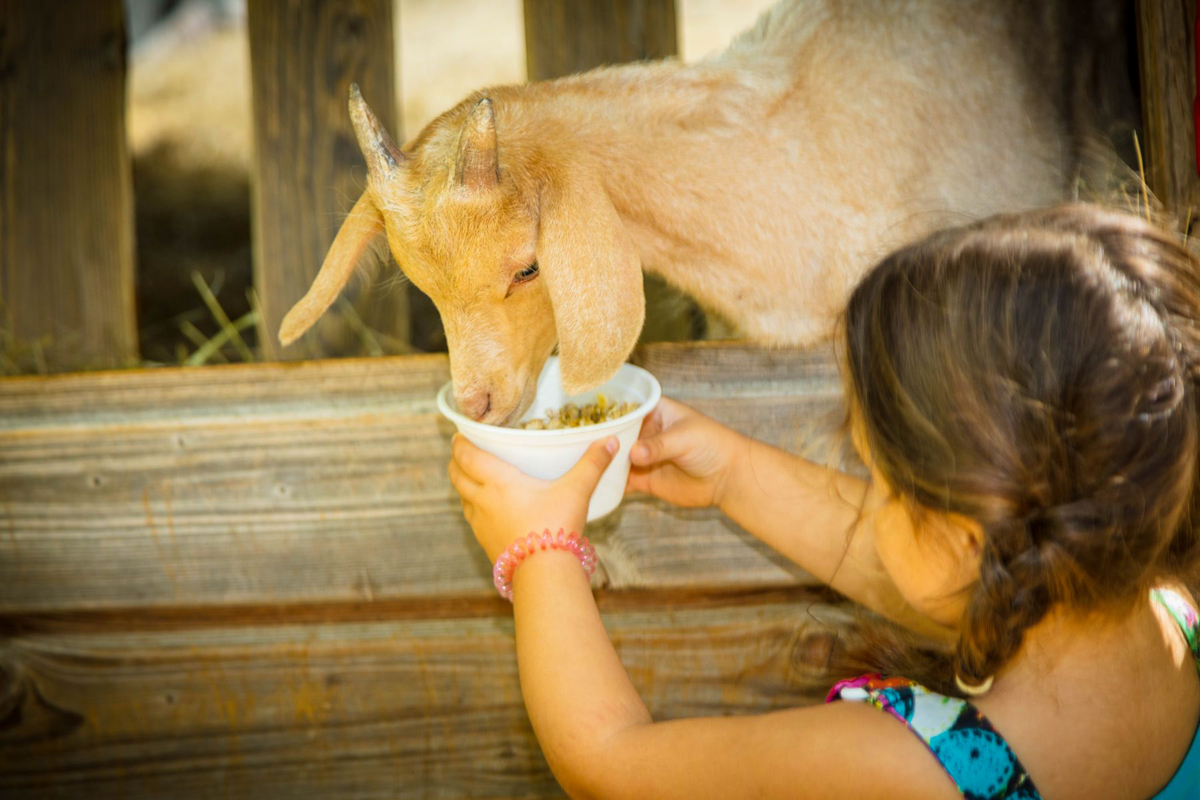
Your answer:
[448,205,1200,799]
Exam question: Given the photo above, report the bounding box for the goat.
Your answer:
[279,0,1074,426]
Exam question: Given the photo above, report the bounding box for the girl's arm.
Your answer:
[448,435,956,799]
[629,398,951,640]
[720,436,950,639]
[511,548,958,800]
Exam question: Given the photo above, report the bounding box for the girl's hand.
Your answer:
[448,433,618,561]
[625,397,747,510]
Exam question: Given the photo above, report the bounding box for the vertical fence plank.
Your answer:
[1137,0,1200,229]
[0,0,138,373]
[247,0,405,361]
[522,0,705,342]
[523,0,677,80]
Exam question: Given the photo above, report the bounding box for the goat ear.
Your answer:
[539,175,644,393]
[278,191,384,346]
[455,98,498,191]
[349,83,405,184]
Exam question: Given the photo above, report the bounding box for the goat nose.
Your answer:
[460,391,492,421]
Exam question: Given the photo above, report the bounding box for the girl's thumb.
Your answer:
[567,436,618,490]
[630,428,681,467]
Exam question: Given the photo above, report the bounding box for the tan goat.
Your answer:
[280,0,1071,425]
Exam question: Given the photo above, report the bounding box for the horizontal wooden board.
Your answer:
[0,590,857,799]
[0,344,850,612]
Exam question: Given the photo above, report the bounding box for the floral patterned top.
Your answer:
[826,588,1200,800]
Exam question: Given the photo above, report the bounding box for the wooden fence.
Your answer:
[0,342,861,797]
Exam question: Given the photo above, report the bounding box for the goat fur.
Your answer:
[282,0,1078,425]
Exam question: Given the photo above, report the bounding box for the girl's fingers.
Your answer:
[633,413,661,450]
[630,422,690,467]
[655,395,682,414]
[641,412,664,441]
[653,396,690,425]
[631,397,695,461]
[448,456,481,500]
[564,436,618,492]
[452,434,520,482]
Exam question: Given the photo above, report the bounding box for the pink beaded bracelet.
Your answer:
[492,528,597,601]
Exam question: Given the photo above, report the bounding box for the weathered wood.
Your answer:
[247,0,407,361]
[0,343,857,796]
[523,0,678,81]
[0,590,855,799]
[1137,0,1200,227]
[0,0,138,372]
[0,343,848,612]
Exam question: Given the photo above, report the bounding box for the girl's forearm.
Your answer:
[717,435,874,580]
[717,437,949,638]
[511,550,650,797]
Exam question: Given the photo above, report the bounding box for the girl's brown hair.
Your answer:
[842,204,1200,685]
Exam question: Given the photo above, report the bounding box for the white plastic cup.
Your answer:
[437,356,662,521]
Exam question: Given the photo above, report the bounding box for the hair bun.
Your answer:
[1023,505,1063,545]
[1138,369,1185,422]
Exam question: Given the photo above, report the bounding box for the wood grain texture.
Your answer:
[0,0,138,372]
[523,0,677,81]
[247,0,407,361]
[1137,0,1200,227]
[0,343,857,797]
[0,590,856,799]
[0,343,848,612]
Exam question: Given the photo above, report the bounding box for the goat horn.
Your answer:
[455,98,498,190]
[349,83,405,180]
[278,191,385,346]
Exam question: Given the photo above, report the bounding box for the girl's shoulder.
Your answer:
[594,688,966,799]
[827,674,1042,800]
[824,588,1200,800]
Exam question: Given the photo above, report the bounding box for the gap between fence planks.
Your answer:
[247,0,406,361]
[0,343,849,613]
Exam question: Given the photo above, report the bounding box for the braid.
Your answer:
[843,203,1200,691]
[1043,206,1200,581]
[955,507,1093,682]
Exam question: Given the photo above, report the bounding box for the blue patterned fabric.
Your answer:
[1151,589,1200,799]
[827,674,1039,799]
[827,588,1200,799]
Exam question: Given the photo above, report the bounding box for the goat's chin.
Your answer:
[466,371,538,428]
[510,388,538,426]
[494,378,537,428]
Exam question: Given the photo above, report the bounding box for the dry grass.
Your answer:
[1071,131,1196,250]
[150,273,419,368]
[133,271,260,368]
[0,300,49,375]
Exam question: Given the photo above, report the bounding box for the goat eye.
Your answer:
[512,262,539,284]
